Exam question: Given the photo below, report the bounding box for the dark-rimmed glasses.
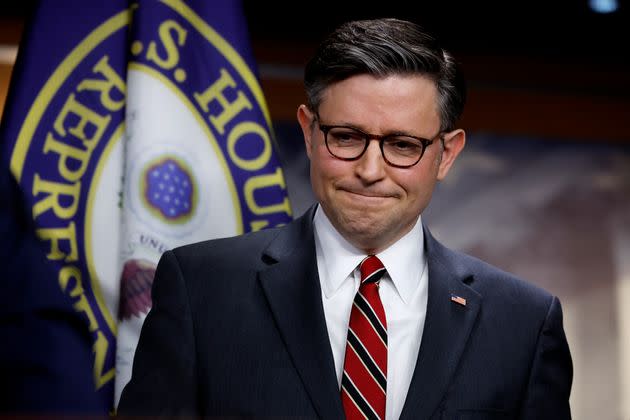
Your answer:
[317,123,442,168]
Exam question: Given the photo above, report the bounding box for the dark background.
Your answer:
[245,1,628,62]
[2,1,628,62]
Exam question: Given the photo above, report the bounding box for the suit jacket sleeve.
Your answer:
[117,250,198,417]
[520,296,573,419]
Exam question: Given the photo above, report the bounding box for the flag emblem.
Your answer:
[451,294,467,306]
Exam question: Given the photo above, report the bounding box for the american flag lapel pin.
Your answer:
[450,294,467,306]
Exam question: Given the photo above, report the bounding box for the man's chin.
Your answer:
[337,220,393,251]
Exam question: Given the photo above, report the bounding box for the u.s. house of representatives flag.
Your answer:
[1,0,292,412]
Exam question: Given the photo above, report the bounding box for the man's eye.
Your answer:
[332,130,363,142]
[390,139,421,151]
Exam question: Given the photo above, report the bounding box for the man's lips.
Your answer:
[338,188,396,199]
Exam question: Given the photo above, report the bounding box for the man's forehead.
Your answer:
[317,74,441,133]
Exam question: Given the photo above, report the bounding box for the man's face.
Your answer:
[298,74,465,254]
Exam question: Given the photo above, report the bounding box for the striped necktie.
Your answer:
[341,255,387,420]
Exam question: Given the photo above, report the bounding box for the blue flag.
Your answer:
[0,0,292,414]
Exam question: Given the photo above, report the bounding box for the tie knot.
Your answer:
[360,255,386,284]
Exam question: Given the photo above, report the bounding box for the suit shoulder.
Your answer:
[431,236,555,309]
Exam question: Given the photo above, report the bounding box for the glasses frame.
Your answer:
[317,122,443,168]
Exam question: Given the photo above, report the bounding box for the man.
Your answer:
[118,18,573,419]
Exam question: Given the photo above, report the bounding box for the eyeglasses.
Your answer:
[317,123,442,168]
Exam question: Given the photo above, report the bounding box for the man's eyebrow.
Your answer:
[325,122,432,139]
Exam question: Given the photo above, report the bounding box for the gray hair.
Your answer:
[304,18,466,132]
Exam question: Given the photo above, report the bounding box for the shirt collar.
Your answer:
[313,205,426,305]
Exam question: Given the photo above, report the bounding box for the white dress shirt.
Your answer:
[313,205,429,420]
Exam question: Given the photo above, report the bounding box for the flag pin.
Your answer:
[450,294,467,306]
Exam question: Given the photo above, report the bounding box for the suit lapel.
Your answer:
[399,227,482,420]
[258,206,344,419]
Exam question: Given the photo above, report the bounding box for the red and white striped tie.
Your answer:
[341,255,387,420]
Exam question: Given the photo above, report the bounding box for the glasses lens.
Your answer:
[325,127,366,159]
[383,136,424,167]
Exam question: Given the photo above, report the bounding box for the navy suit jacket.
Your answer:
[118,205,572,419]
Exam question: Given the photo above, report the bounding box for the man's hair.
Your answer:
[304,18,466,132]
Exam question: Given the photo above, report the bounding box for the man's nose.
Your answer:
[354,140,386,182]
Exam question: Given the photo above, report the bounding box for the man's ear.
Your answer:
[437,129,466,180]
[297,105,315,159]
